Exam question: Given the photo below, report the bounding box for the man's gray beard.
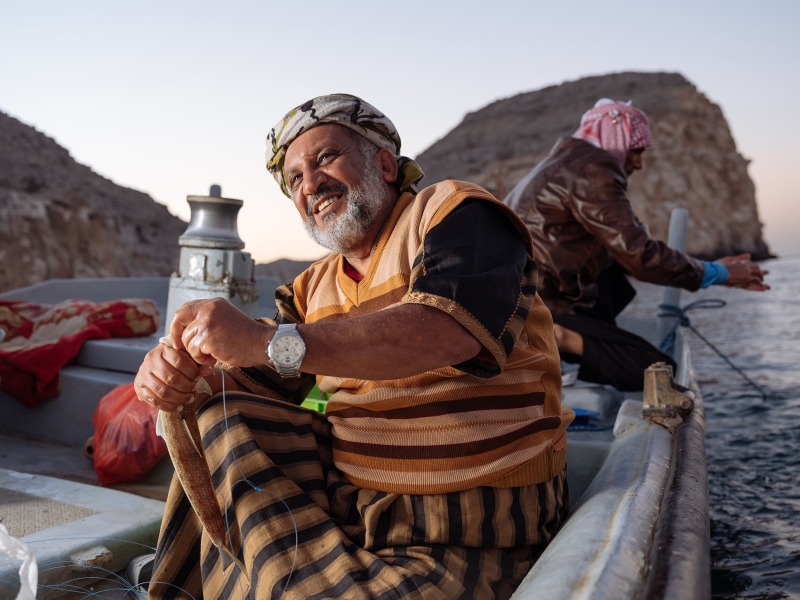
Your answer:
[303,163,387,254]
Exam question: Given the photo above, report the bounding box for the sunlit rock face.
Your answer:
[254,259,317,285]
[0,111,186,293]
[416,72,771,260]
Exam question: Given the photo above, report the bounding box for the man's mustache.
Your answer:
[307,184,349,219]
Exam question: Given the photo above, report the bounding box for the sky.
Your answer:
[2,0,798,262]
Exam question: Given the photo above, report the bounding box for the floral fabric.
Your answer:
[0,299,159,407]
[572,98,652,163]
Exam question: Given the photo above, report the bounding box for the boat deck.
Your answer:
[1,278,707,599]
[0,432,174,501]
[0,277,282,599]
[0,468,164,600]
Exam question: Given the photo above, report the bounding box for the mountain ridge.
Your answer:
[0,110,186,293]
[416,71,771,260]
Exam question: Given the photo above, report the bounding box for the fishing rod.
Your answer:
[659,299,770,401]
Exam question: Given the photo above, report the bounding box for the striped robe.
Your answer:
[149,393,569,599]
[150,180,573,599]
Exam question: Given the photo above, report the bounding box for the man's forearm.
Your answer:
[252,303,482,380]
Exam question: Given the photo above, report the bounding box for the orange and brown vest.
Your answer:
[289,181,573,494]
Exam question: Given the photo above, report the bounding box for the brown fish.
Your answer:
[158,337,247,576]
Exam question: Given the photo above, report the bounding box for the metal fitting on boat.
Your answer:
[642,361,695,433]
[165,185,258,325]
[180,189,246,250]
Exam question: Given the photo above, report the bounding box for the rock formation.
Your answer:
[254,258,319,284]
[0,110,186,293]
[416,72,771,260]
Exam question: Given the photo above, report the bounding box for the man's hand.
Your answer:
[169,298,273,367]
[134,343,213,412]
[718,254,770,291]
[553,324,584,356]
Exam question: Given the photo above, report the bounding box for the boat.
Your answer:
[0,195,710,599]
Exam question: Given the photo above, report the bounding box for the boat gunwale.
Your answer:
[642,333,711,600]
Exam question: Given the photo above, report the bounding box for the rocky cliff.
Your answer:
[417,72,771,260]
[254,259,319,285]
[0,111,186,293]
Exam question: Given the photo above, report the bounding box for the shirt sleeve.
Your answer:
[570,159,705,290]
[401,198,535,378]
[700,261,729,288]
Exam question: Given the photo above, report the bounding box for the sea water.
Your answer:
[625,255,800,599]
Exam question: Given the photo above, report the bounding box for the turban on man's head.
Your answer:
[266,94,425,198]
[573,99,652,164]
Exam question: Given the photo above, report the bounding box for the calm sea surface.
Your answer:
[625,255,800,599]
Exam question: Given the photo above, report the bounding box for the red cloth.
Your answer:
[343,260,365,282]
[0,298,159,407]
[572,99,652,163]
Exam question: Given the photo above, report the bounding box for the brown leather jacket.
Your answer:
[504,137,705,315]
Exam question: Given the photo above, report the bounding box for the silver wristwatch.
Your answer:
[267,323,306,378]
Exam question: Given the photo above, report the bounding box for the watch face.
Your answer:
[275,334,304,365]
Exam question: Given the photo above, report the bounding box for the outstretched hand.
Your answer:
[717,254,770,291]
[169,298,274,367]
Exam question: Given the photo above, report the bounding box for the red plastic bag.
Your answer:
[92,382,167,485]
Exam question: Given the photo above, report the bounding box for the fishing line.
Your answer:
[135,580,200,600]
[42,576,196,600]
[659,299,770,400]
[3,556,200,600]
[218,367,299,594]
[0,537,161,599]
[567,423,615,432]
[1,557,164,600]
[22,537,156,552]
[38,567,136,600]
[2,362,300,598]
[47,577,199,600]
[3,559,149,599]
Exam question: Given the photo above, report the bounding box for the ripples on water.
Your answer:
[625,255,800,599]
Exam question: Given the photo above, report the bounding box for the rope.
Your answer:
[567,423,615,432]
[658,300,769,400]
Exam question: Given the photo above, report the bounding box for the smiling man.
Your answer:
[136,94,573,599]
[504,99,769,391]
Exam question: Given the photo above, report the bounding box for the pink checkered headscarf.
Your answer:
[573,99,652,164]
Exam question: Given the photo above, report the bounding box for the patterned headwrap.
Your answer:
[573,99,652,164]
[266,94,425,198]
